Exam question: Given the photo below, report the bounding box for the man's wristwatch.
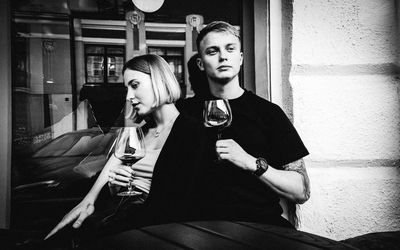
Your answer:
[253,157,269,177]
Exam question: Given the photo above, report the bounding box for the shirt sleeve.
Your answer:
[267,104,309,169]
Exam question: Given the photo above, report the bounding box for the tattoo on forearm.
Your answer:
[283,159,310,200]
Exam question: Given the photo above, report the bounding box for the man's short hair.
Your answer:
[123,54,181,107]
[196,21,241,53]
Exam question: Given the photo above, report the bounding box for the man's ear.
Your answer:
[240,52,243,66]
[196,57,205,71]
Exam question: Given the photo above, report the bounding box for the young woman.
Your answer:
[46,54,205,240]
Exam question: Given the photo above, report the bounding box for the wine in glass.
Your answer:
[114,126,146,196]
[203,99,232,139]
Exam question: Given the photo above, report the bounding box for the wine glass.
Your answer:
[203,99,232,139]
[114,126,146,196]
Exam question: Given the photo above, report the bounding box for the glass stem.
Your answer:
[126,162,134,193]
[217,127,224,140]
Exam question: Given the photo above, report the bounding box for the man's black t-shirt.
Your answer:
[178,90,309,225]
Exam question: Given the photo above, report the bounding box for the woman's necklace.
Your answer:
[153,115,178,137]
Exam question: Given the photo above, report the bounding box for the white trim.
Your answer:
[17,32,70,40]
[14,18,68,25]
[81,24,126,31]
[81,37,126,44]
[145,26,185,33]
[146,39,185,47]
[81,19,126,26]
[145,22,186,28]
[270,0,283,107]
[145,22,186,33]
[0,0,11,229]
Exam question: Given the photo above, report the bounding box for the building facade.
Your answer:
[1,0,399,241]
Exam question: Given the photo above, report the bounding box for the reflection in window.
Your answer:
[107,56,124,83]
[12,16,73,151]
[148,47,185,96]
[87,56,104,83]
[85,44,124,84]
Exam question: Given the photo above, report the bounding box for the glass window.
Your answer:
[85,46,104,54]
[148,46,184,85]
[86,56,104,83]
[107,56,124,83]
[85,44,125,85]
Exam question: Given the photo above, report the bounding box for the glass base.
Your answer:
[117,190,142,197]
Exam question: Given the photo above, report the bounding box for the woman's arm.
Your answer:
[215,139,310,204]
[45,155,132,239]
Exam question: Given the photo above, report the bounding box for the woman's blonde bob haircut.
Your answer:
[122,54,181,107]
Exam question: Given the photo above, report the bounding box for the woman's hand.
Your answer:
[108,161,135,187]
[44,199,95,240]
[215,139,255,171]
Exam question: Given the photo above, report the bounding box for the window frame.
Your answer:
[84,44,125,85]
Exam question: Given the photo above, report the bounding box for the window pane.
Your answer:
[12,18,73,151]
[85,46,104,54]
[86,56,104,83]
[107,56,124,83]
[166,48,183,56]
[107,47,124,54]
[148,47,165,55]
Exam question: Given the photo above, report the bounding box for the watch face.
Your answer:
[254,158,268,176]
[256,158,268,169]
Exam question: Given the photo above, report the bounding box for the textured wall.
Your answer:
[292,74,400,160]
[300,162,400,240]
[288,0,400,240]
[291,0,399,65]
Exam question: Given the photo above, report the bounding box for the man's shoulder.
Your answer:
[176,96,204,118]
[241,90,281,112]
[176,112,201,127]
[179,96,203,106]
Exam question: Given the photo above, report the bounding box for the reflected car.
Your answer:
[11,127,118,230]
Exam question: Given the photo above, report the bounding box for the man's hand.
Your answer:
[44,199,95,240]
[215,139,255,171]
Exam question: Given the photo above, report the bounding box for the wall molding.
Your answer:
[305,159,400,168]
[291,63,400,76]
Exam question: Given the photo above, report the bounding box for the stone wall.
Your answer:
[287,0,400,240]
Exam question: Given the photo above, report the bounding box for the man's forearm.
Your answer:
[253,158,310,204]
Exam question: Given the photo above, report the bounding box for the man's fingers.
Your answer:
[216,139,234,146]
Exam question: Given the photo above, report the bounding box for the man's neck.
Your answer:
[208,77,244,99]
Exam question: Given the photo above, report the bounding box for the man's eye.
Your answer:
[227,46,236,52]
[206,49,217,55]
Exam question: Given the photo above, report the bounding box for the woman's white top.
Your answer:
[130,117,177,194]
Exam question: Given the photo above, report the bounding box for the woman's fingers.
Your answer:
[72,204,94,228]
[44,212,76,240]
[44,202,95,240]
[109,166,134,184]
[110,166,133,177]
[109,173,131,184]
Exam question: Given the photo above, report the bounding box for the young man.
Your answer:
[179,21,310,228]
